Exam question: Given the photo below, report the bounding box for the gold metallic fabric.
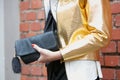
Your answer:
[57,0,112,62]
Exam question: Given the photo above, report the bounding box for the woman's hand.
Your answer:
[32,44,62,63]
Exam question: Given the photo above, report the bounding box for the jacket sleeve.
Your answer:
[60,0,112,61]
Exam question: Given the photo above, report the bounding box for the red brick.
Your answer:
[26,32,36,37]
[31,0,43,9]
[42,64,47,76]
[105,56,120,67]
[40,21,45,30]
[26,12,36,21]
[20,12,26,21]
[118,41,120,53]
[111,3,120,14]
[111,29,120,40]
[22,65,31,75]
[116,70,120,79]
[37,10,45,20]
[115,15,120,27]
[38,77,47,80]
[26,77,37,80]
[21,75,27,80]
[101,41,116,53]
[102,68,116,79]
[20,33,36,38]
[20,1,29,11]
[30,65,42,76]
[20,22,29,32]
[116,69,120,80]
[30,22,41,31]
[99,54,104,66]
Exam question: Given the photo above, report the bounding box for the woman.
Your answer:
[32,0,112,80]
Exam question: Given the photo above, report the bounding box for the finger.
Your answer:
[32,44,43,53]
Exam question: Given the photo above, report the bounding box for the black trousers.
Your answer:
[96,77,100,80]
[46,60,68,80]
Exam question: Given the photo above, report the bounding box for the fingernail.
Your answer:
[32,44,35,48]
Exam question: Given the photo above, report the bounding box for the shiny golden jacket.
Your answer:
[56,0,112,62]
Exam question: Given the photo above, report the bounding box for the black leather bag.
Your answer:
[15,31,59,64]
[14,10,60,64]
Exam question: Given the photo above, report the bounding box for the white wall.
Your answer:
[0,0,5,80]
[0,0,20,80]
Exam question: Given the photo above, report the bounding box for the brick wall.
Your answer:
[20,0,47,80]
[19,0,120,80]
[101,0,120,80]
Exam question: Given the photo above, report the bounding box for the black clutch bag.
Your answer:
[15,31,60,64]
